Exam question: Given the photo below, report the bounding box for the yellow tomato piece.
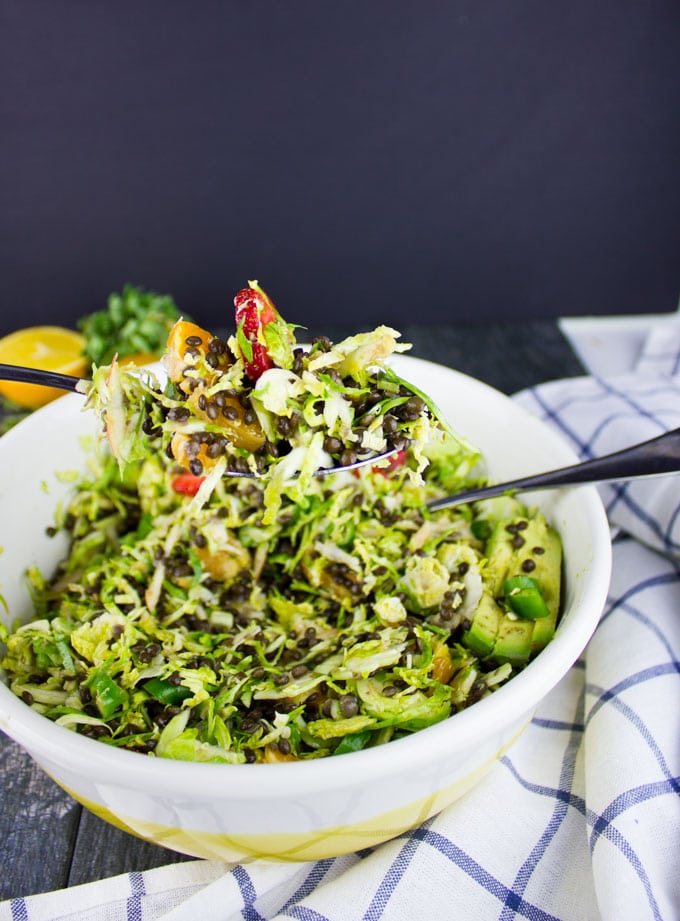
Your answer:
[165,319,214,382]
[431,640,456,685]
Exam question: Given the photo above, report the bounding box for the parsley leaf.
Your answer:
[78,285,189,365]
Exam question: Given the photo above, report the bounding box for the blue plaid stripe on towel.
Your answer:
[2,324,679,921]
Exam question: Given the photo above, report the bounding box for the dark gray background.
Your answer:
[1,0,679,335]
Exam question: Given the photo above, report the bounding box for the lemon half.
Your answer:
[0,326,89,409]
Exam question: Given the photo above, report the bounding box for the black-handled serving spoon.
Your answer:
[0,362,88,393]
[2,363,678,494]
[0,362,398,476]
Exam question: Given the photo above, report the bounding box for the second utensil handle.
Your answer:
[428,426,680,511]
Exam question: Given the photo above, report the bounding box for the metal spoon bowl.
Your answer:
[427,426,680,512]
[6,362,676,497]
[0,362,398,477]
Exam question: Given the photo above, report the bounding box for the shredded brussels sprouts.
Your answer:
[1,303,562,763]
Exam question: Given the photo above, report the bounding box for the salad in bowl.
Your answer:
[1,282,565,768]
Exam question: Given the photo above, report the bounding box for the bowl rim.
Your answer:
[0,355,612,798]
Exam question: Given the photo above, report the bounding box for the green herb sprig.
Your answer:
[78,285,189,366]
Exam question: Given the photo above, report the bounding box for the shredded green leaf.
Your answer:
[2,303,563,764]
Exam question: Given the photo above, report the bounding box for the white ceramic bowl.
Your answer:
[0,355,611,863]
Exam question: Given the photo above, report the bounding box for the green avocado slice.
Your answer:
[493,616,535,665]
[462,591,503,657]
[472,513,563,666]
[526,524,562,653]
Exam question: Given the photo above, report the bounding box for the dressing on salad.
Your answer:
[1,283,563,763]
[87,280,444,524]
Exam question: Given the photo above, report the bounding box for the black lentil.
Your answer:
[276,416,293,437]
[292,349,305,374]
[167,406,191,422]
[339,694,359,717]
[340,449,357,467]
[206,441,224,458]
[323,436,343,454]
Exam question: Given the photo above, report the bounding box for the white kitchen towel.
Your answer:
[2,324,678,921]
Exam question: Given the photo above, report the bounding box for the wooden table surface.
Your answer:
[0,320,585,900]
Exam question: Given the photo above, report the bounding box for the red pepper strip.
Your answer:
[234,281,296,381]
[352,449,408,479]
[374,449,407,476]
[234,285,280,381]
[172,474,206,496]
